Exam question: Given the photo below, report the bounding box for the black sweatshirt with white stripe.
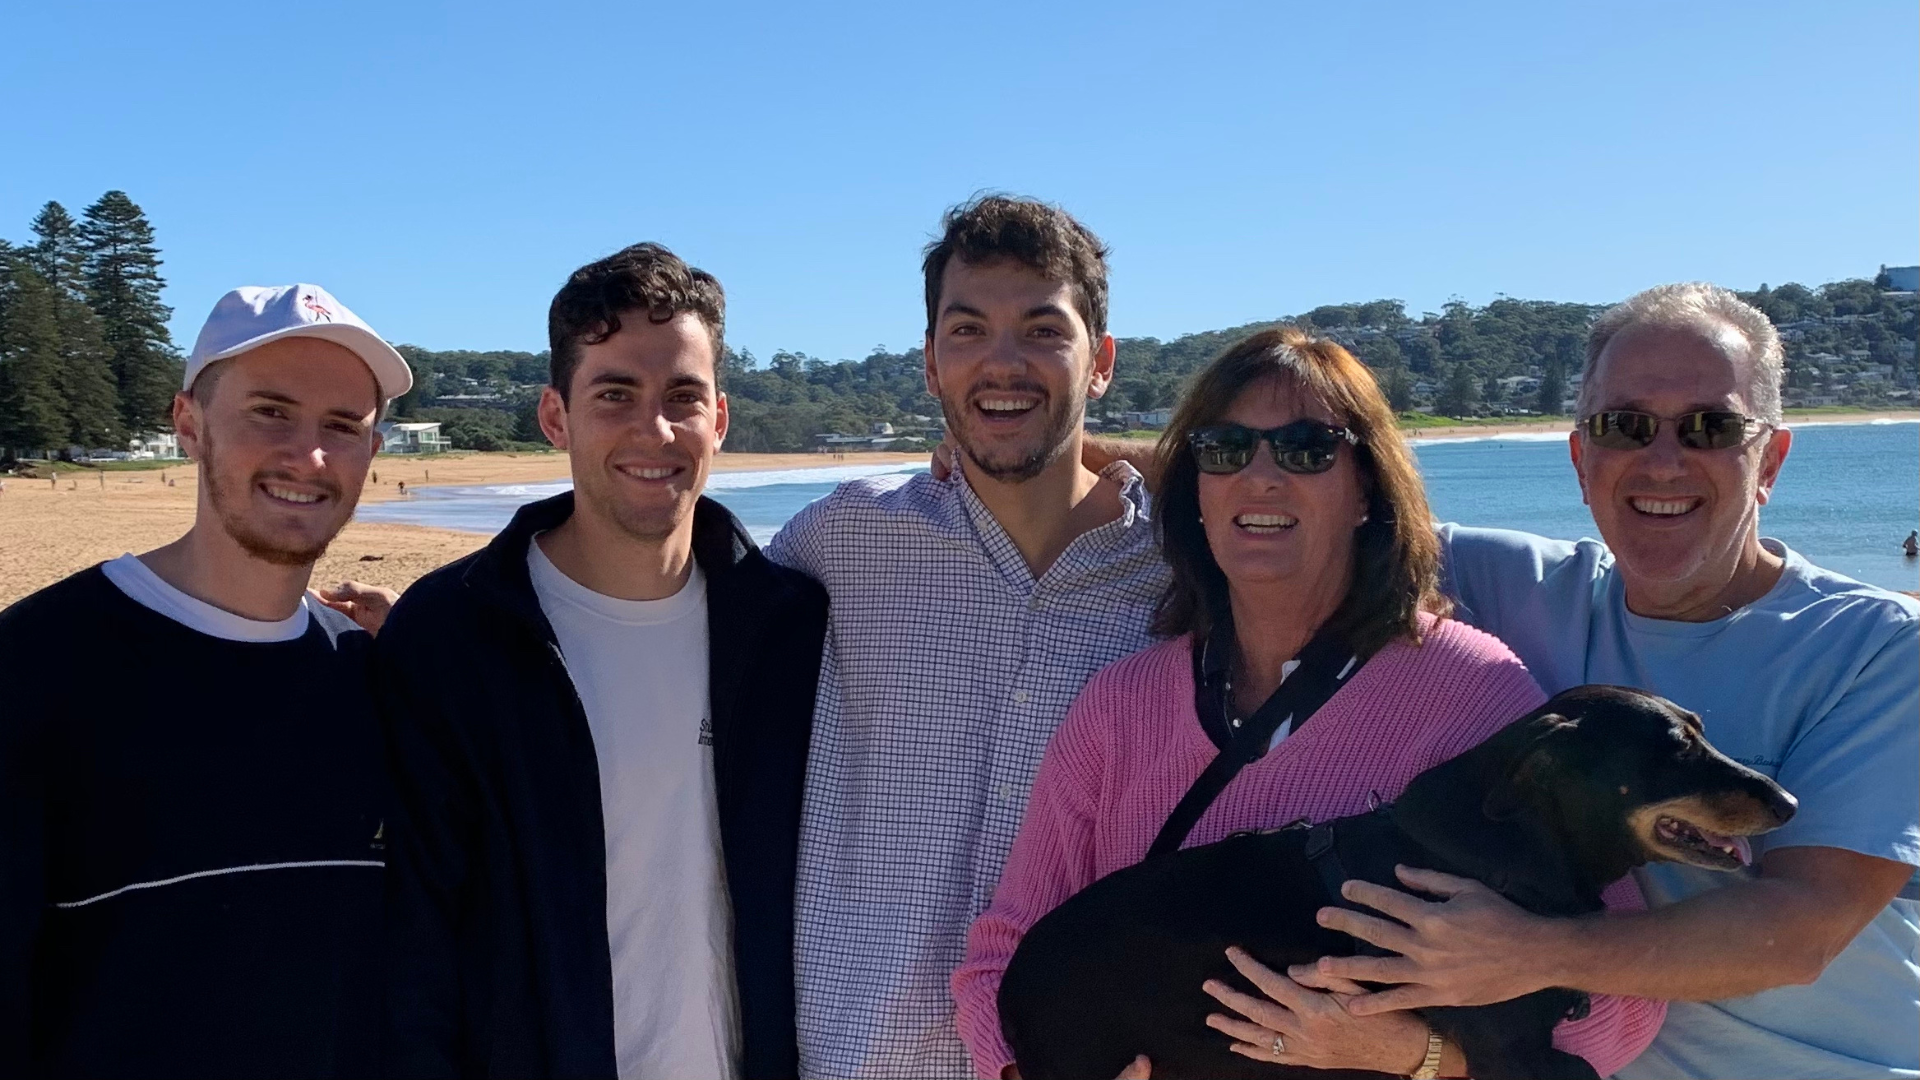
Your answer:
[0,566,384,1078]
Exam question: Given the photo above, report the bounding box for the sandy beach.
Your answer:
[3,411,1913,608]
[0,451,923,607]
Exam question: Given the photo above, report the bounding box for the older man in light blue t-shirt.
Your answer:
[1313,283,1918,1079]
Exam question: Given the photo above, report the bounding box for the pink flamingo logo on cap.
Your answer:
[301,292,334,322]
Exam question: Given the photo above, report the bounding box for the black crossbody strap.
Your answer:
[1147,630,1362,860]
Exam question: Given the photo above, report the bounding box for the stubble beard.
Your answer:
[585,461,699,546]
[201,432,342,568]
[608,499,688,545]
[948,381,1086,484]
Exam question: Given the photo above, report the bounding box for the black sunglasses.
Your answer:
[1580,410,1767,451]
[1187,421,1359,476]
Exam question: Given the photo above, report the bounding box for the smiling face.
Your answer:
[539,311,727,543]
[1195,375,1369,602]
[176,338,381,567]
[924,258,1113,483]
[1571,321,1790,605]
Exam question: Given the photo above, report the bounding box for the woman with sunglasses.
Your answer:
[951,329,1662,1079]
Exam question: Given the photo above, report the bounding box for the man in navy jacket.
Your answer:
[378,244,827,1079]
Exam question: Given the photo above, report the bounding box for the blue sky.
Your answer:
[3,1,1915,362]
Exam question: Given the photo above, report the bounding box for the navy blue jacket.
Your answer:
[377,493,827,1079]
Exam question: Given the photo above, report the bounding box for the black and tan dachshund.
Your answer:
[998,685,1798,1080]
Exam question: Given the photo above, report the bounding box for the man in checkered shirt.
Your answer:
[767,196,1169,1078]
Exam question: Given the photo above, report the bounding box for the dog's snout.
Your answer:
[1761,783,1798,827]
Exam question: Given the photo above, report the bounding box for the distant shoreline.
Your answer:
[3,412,1912,608]
[352,451,929,505]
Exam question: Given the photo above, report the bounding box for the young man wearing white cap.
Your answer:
[0,284,409,1077]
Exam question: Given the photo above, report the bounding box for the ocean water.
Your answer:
[354,420,1920,592]
[1410,420,1919,592]
[353,462,928,546]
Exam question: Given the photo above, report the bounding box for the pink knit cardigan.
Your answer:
[952,615,1665,1078]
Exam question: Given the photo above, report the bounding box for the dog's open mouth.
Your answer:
[1654,815,1752,869]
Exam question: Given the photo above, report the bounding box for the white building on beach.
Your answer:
[377,421,452,454]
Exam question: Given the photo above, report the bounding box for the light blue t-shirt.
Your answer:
[1439,525,1920,1080]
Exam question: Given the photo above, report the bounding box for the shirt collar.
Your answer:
[943,457,1158,591]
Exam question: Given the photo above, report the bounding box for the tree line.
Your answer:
[4,193,1912,459]
[0,194,182,456]
[394,279,1915,452]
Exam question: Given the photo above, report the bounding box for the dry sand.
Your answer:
[0,451,921,607]
[4,410,1914,609]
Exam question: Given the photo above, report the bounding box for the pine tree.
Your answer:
[50,303,123,448]
[1536,356,1567,416]
[1437,363,1480,417]
[30,201,124,446]
[1384,364,1414,413]
[29,202,88,292]
[79,191,181,434]
[0,260,76,456]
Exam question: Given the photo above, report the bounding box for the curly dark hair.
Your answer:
[547,242,725,402]
[922,194,1109,338]
[1151,327,1449,658]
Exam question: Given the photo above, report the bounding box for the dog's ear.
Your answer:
[1483,713,1575,821]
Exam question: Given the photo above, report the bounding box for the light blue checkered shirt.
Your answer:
[767,466,1169,1079]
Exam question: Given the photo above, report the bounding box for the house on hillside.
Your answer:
[1882,265,1919,292]
[377,420,452,454]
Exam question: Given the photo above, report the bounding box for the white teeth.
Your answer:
[979,399,1036,412]
[1234,513,1296,533]
[264,486,321,504]
[622,466,678,480]
[1630,497,1700,516]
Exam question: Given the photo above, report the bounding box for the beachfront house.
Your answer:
[1121,409,1173,430]
[377,420,452,454]
[130,433,183,460]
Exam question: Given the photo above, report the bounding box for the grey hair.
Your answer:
[1578,282,1784,424]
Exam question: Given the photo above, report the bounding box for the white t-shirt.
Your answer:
[101,553,351,643]
[528,539,741,1080]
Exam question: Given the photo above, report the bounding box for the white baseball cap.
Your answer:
[186,284,413,402]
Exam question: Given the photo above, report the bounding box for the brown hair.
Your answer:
[922,194,1109,338]
[548,242,725,402]
[1151,327,1449,658]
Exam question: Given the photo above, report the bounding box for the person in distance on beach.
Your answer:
[376,243,827,1079]
[0,284,409,1077]
[765,195,1169,1078]
[1239,283,1917,1079]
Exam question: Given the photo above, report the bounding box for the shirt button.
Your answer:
[1012,690,1030,704]
[998,783,1015,801]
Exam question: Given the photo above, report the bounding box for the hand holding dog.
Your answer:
[1313,865,1563,1015]
[1203,946,1433,1074]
